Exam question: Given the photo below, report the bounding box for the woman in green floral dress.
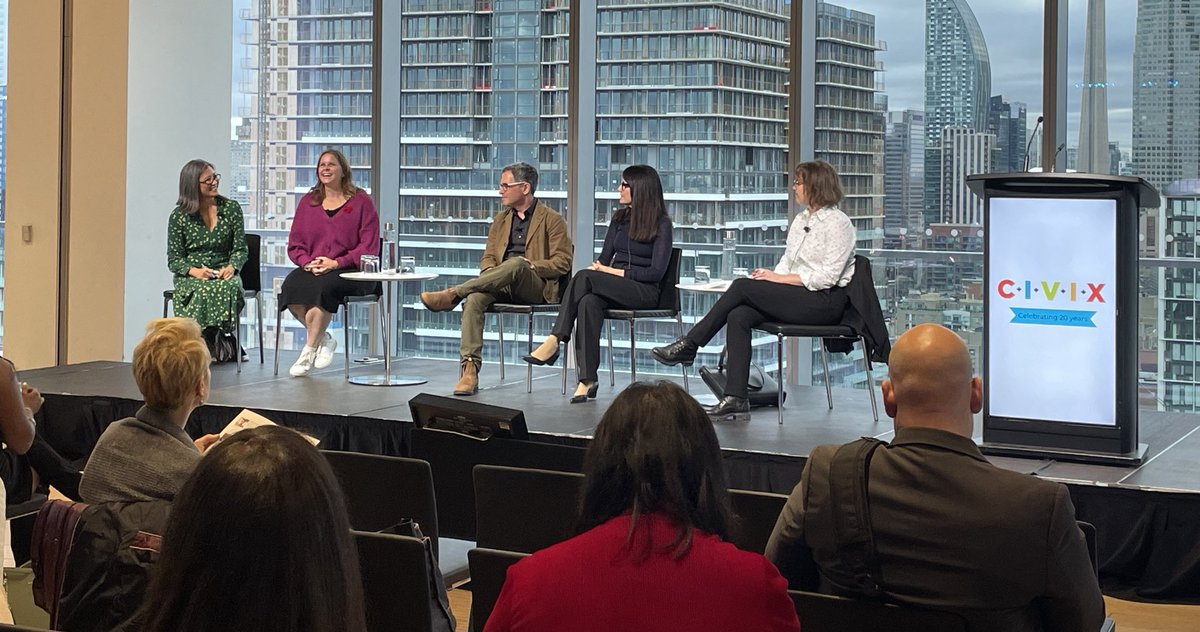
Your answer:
[166,159,248,355]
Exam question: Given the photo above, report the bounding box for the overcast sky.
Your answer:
[858,0,1137,151]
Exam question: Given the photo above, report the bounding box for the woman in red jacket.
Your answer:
[485,381,800,632]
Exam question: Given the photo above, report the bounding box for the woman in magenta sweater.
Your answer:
[484,381,800,632]
[279,149,380,377]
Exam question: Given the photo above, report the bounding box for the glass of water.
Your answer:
[359,255,380,274]
[694,265,711,284]
[399,256,417,274]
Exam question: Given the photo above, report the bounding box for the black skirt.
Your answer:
[278,268,381,314]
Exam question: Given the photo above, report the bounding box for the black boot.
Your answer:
[705,395,750,422]
[651,337,698,366]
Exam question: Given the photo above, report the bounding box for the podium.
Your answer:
[966,172,1159,465]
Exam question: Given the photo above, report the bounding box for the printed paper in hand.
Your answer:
[220,409,320,446]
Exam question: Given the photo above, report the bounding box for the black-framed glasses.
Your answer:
[499,181,527,191]
[619,181,630,188]
[201,174,222,186]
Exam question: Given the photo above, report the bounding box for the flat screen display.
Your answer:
[987,197,1117,426]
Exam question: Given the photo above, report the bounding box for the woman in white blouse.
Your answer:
[652,160,856,421]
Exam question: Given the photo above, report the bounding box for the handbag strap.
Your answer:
[826,437,886,598]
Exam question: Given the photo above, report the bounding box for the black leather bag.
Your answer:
[203,329,241,363]
[699,352,786,408]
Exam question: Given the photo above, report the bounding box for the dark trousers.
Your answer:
[688,278,847,398]
[551,270,660,383]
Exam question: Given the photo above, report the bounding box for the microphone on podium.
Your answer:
[1022,115,1044,172]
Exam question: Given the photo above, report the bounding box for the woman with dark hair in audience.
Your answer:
[653,160,856,422]
[167,158,249,361]
[278,149,380,377]
[141,425,367,632]
[522,165,674,403]
[485,381,800,632]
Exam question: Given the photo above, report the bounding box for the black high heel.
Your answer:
[522,346,560,367]
[570,382,599,404]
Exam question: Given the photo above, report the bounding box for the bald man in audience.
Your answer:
[765,323,1105,632]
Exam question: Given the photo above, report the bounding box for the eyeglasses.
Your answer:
[201,174,222,186]
[792,179,804,187]
[619,181,630,189]
[499,181,527,191]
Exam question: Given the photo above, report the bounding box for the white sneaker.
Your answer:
[313,333,338,369]
[289,346,317,377]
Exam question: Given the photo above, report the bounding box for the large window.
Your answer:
[232,0,376,354]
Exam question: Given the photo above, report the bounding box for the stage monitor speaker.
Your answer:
[408,393,529,441]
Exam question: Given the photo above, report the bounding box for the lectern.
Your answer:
[966,172,1159,465]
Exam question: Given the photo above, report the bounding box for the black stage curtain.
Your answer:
[1068,483,1200,602]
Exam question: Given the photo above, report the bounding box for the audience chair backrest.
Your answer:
[789,590,968,632]
[728,489,789,555]
[468,548,529,630]
[240,233,262,293]
[410,428,586,541]
[353,530,435,632]
[474,465,584,553]
[322,450,441,557]
[656,247,683,311]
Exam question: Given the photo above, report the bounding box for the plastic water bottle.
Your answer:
[382,222,397,273]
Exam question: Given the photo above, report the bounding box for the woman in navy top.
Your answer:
[524,165,673,402]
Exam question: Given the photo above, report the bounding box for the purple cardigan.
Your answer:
[287,190,379,270]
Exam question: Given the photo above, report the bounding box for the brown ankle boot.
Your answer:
[454,360,479,396]
[420,288,461,312]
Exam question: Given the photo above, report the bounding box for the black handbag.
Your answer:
[698,349,786,408]
[203,329,241,363]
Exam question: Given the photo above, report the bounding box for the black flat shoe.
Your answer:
[705,395,750,422]
[651,337,698,366]
[522,347,560,367]
[570,382,599,404]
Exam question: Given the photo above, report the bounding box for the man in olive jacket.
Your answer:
[765,324,1105,632]
[420,162,573,396]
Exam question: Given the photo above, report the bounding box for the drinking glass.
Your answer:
[360,255,380,274]
[399,256,417,274]
[694,265,711,284]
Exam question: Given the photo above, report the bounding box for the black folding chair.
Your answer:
[322,450,442,556]
[486,268,573,394]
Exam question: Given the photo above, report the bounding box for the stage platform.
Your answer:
[24,356,1200,601]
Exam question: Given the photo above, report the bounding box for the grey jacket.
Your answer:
[79,406,200,504]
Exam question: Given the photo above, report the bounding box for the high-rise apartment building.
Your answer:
[940,126,993,225]
[1158,179,1200,411]
[1133,0,1200,193]
[923,0,991,227]
[815,2,885,244]
[884,109,924,248]
[987,95,1027,173]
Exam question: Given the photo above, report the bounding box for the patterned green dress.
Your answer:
[167,198,249,332]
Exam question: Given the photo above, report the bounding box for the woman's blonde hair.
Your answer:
[133,318,210,409]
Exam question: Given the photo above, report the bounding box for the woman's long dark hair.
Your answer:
[612,164,668,242]
[576,381,734,560]
[141,427,366,632]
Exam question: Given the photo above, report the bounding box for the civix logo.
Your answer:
[996,279,1106,303]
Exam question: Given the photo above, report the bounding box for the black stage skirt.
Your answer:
[278,268,381,314]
